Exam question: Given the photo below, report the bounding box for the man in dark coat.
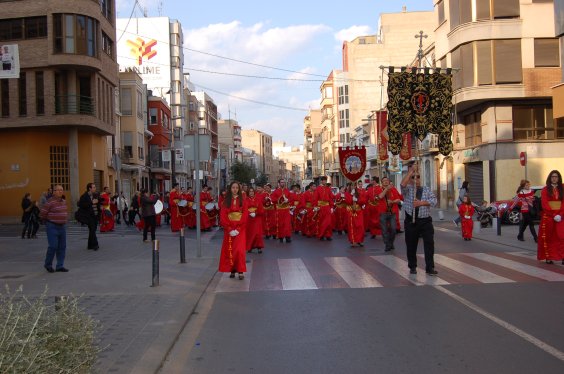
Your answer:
[77,182,100,250]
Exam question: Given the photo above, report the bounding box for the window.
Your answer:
[464,112,482,146]
[451,47,462,89]
[1,80,9,117]
[24,17,47,39]
[513,105,554,140]
[339,109,349,128]
[120,88,132,115]
[123,132,133,158]
[461,43,474,88]
[534,39,559,67]
[0,17,47,41]
[338,85,348,105]
[323,86,332,99]
[49,146,70,191]
[449,0,460,29]
[136,90,143,119]
[476,0,490,20]
[18,72,26,116]
[556,119,564,139]
[53,14,97,57]
[36,72,44,115]
[493,0,520,19]
[460,0,472,24]
[494,39,522,83]
[476,41,492,85]
[149,107,157,124]
[437,1,445,24]
[101,0,112,22]
[138,133,144,160]
[102,32,113,57]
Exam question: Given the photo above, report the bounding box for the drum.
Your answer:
[178,199,188,207]
[192,203,198,210]
[205,202,215,211]
[154,200,163,214]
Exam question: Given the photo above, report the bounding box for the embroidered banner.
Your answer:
[399,133,412,160]
[338,146,367,182]
[376,110,389,161]
[386,70,453,156]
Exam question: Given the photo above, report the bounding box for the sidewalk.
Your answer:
[0,225,222,374]
[429,207,538,252]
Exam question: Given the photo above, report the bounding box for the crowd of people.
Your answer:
[20,168,564,275]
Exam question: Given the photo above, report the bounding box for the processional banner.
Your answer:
[338,146,366,182]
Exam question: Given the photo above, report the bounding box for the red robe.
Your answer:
[99,192,115,232]
[334,192,348,232]
[218,196,248,273]
[459,204,475,239]
[169,189,183,232]
[200,191,212,231]
[365,185,383,236]
[314,185,334,239]
[262,193,276,237]
[246,195,265,251]
[182,193,196,229]
[300,191,315,237]
[345,190,366,245]
[271,187,292,239]
[537,185,564,261]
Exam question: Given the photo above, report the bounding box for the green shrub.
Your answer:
[0,286,101,373]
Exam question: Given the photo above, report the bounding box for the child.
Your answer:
[458,195,475,241]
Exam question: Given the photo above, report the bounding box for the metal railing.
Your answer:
[55,95,96,115]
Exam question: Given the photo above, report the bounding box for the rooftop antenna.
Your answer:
[143,6,148,17]
[158,1,163,16]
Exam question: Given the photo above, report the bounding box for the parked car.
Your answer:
[490,186,543,224]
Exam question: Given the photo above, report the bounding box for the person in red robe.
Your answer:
[378,177,403,251]
[537,170,564,264]
[169,184,183,232]
[200,186,212,231]
[246,187,265,253]
[271,179,292,243]
[334,186,348,235]
[344,181,367,247]
[303,183,317,237]
[366,180,383,238]
[458,195,475,241]
[218,181,248,279]
[290,184,302,234]
[99,187,115,232]
[183,187,196,229]
[313,176,334,240]
[262,184,276,239]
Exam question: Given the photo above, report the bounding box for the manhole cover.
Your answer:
[0,275,24,279]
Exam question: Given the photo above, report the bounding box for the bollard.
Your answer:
[438,210,445,220]
[473,220,481,235]
[180,228,186,263]
[496,216,501,236]
[152,240,159,287]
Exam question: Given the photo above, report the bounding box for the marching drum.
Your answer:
[154,200,163,214]
[205,202,215,211]
[178,199,188,207]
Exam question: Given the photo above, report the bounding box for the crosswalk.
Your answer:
[215,252,564,293]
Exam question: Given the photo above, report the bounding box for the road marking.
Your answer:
[215,262,252,293]
[435,286,564,363]
[325,257,382,288]
[433,254,514,284]
[465,253,564,281]
[371,255,450,286]
[278,258,318,290]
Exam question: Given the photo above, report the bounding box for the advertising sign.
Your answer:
[0,44,20,79]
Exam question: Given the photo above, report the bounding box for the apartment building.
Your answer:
[0,0,119,220]
[241,129,273,183]
[434,0,563,206]
[303,109,322,182]
[147,94,172,194]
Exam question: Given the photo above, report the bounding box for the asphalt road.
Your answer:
[161,222,564,374]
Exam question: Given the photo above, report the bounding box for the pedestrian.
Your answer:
[77,182,100,250]
[453,181,469,227]
[313,176,334,241]
[344,181,366,247]
[21,193,33,239]
[400,163,438,275]
[378,176,403,251]
[218,181,248,280]
[28,201,40,239]
[458,195,475,241]
[140,189,158,242]
[99,187,114,232]
[246,187,265,253]
[512,180,538,243]
[129,191,140,227]
[537,170,564,264]
[39,185,68,272]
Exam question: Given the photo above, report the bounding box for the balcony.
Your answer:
[55,95,95,116]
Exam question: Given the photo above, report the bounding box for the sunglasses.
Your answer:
[411,175,421,179]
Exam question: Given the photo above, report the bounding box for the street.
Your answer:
[1,217,563,373]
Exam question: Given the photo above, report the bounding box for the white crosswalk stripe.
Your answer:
[433,254,514,283]
[465,253,564,282]
[325,257,382,288]
[279,258,318,290]
[372,255,450,286]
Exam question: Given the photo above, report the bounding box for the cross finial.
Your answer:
[414,31,428,67]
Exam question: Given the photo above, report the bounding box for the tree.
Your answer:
[255,173,269,186]
[230,160,257,184]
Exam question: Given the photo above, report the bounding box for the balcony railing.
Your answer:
[55,95,96,115]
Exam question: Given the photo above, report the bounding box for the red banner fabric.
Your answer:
[338,146,367,182]
[399,133,412,161]
[377,110,389,161]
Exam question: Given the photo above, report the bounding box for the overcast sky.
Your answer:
[116,0,434,146]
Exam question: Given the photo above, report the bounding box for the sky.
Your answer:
[116,0,435,146]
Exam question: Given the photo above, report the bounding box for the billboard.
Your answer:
[0,44,20,79]
[116,17,171,97]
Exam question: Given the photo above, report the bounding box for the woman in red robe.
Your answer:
[246,187,265,253]
[99,188,115,232]
[344,181,367,247]
[537,170,564,264]
[169,184,183,232]
[219,181,248,279]
[458,195,475,241]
